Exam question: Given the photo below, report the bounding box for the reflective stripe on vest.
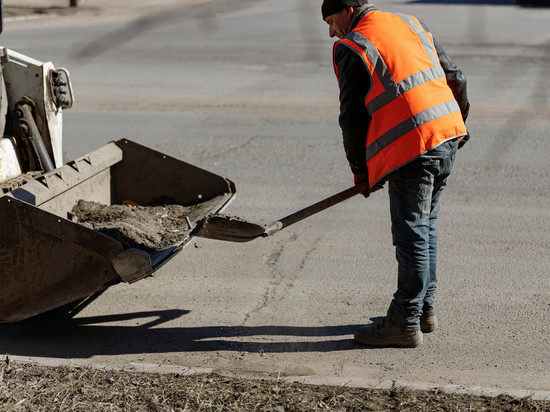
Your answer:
[333,11,467,186]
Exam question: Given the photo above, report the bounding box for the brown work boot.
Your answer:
[420,314,438,333]
[354,317,423,348]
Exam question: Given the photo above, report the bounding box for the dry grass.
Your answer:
[1,359,548,411]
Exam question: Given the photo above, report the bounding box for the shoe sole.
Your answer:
[354,332,423,348]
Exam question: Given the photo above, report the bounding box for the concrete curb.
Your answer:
[3,354,214,376]
[283,375,550,402]
[4,355,550,402]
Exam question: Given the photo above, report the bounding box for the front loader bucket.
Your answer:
[0,139,236,323]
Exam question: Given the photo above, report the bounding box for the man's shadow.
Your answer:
[0,309,373,359]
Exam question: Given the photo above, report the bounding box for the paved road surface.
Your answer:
[1,0,549,395]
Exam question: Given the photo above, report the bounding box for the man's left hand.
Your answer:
[458,132,470,149]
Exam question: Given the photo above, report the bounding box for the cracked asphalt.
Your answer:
[1,0,549,397]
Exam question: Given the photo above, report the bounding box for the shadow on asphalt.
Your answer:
[0,309,365,358]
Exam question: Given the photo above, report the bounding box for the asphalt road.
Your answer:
[1,0,549,395]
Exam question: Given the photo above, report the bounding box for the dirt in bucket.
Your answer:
[70,200,195,251]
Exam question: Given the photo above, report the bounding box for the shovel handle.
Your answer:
[265,181,370,235]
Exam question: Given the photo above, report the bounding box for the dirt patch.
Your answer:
[71,200,195,251]
[0,360,546,411]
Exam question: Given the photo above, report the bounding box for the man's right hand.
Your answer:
[354,172,371,198]
[354,171,385,198]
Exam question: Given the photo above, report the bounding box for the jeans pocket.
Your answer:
[406,173,435,200]
[402,159,438,200]
[428,140,459,157]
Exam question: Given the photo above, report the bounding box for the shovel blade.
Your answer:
[191,214,266,243]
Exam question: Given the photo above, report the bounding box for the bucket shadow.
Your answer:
[0,309,364,358]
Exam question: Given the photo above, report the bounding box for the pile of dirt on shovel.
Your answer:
[70,200,194,251]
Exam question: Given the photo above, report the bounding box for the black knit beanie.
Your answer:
[321,0,369,20]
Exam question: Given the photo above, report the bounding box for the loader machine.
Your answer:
[0,26,236,323]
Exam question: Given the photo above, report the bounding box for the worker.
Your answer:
[322,0,470,347]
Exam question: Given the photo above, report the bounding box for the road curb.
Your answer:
[4,354,549,402]
[283,375,550,402]
[3,354,214,376]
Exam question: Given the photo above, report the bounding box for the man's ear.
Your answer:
[346,6,356,15]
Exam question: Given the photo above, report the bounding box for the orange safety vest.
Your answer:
[333,10,467,187]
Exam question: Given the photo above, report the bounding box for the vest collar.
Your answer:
[349,4,377,32]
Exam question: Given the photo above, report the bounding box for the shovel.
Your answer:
[191,181,370,243]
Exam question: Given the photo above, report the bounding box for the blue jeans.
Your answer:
[386,139,458,331]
